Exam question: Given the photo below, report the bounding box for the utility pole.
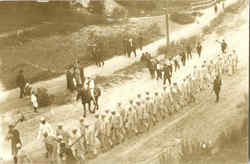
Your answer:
[165,0,170,47]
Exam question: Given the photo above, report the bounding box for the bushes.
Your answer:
[88,0,105,15]
[110,7,128,19]
[36,87,54,107]
[157,35,200,58]
[170,12,196,24]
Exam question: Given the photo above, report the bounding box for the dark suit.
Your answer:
[213,77,222,102]
[16,73,26,98]
[163,66,171,85]
[196,44,202,57]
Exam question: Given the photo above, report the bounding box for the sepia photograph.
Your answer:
[0,0,248,164]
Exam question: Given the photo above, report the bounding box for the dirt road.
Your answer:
[0,0,245,162]
[0,0,235,110]
[84,7,249,164]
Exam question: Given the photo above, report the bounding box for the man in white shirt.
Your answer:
[232,50,239,74]
[37,117,55,159]
[37,117,55,140]
[31,91,38,113]
[88,79,96,104]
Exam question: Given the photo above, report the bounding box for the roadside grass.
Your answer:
[0,18,163,90]
[154,93,248,164]
[202,0,245,35]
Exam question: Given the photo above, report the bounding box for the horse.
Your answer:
[76,87,101,117]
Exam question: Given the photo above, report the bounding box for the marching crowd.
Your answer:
[8,39,239,164]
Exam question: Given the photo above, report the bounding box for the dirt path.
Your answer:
[0,0,243,161]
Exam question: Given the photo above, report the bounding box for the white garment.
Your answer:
[37,122,55,140]
[89,80,95,89]
[31,94,38,108]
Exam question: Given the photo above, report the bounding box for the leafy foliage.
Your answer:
[170,12,196,24]
[88,0,105,15]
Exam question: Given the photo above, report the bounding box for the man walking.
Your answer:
[137,33,143,51]
[196,42,202,58]
[16,70,26,99]
[186,45,192,60]
[6,123,22,164]
[213,74,222,103]
[163,64,171,86]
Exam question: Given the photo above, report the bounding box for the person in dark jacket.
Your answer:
[16,70,26,99]
[186,45,192,60]
[181,52,186,66]
[79,65,85,85]
[213,74,222,103]
[196,42,202,57]
[163,64,171,85]
[6,124,22,164]
[66,68,74,92]
[59,142,78,164]
[221,39,228,54]
[214,3,218,13]
[137,33,143,51]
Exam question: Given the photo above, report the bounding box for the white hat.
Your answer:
[58,135,63,140]
[40,117,45,121]
[84,120,90,126]
[16,143,22,149]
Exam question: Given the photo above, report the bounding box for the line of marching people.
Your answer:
[30,43,239,164]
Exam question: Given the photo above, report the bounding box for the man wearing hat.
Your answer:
[187,75,196,103]
[79,117,87,152]
[93,113,105,153]
[37,117,55,140]
[6,123,22,164]
[16,70,26,99]
[144,94,155,128]
[169,84,179,112]
[30,90,39,113]
[37,117,55,158]
[66,66,74,92]
[232,50,238,74]
[181,51,186,66]
[83,120,93,154]
[221,39,228,54]
[58,141,77,164]
[196,41,202,58]
[116,102,127,138]
[110,109,123,145]
[152,92,160,123]
[163,63,172,86]
[213,74,222,103]
[98,113,108,152]
[43,132,58,164]
[104,110,114,150]
[70,129,85,162]
[56,124,70,145]
[180,77,188,104]
[142,97,151,131]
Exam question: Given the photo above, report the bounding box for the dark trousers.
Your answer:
[163,76,171,85]
[156,70,162,80]
[149,69,155,79]
[174,61,180,71]
[128,48,137,57]
[214,90,220,102]
[19,86,25,98]
[197,50,201,57]
[187,52,192,60]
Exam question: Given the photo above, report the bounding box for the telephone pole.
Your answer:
[165,0,170,47]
